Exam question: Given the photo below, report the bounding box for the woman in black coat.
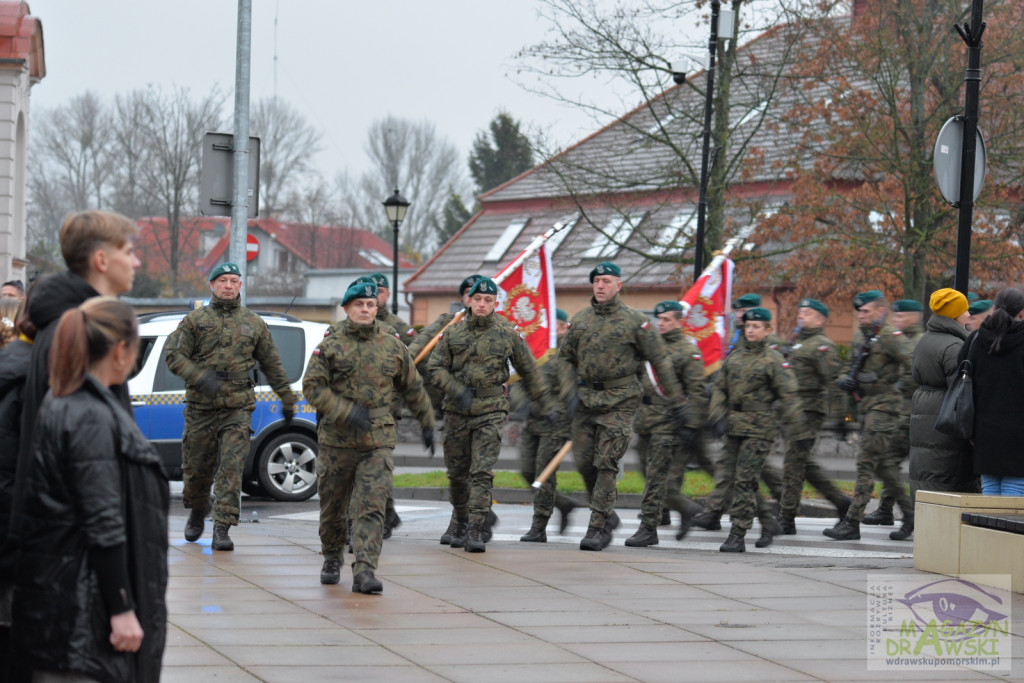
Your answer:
[960,287,1024,496]
[11,298,169,682]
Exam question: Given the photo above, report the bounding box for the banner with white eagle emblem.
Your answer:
[680,255,734,374]
[493,243,556,361]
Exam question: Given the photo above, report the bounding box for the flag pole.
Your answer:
[678,224,754,315]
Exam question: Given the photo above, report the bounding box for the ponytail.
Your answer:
[981,287,1024,354]
[49,297,138,397]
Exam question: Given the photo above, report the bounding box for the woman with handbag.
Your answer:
[959,287,1024,496]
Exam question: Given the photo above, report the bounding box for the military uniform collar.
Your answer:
[343,317,378,339]
[591,295,622,315]
[743,338,767,352]
[661,328,684,343]
[798,326,823,340]
[466,311,496,329]
[211,294,241,311]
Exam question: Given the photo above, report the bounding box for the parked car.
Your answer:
[128,310,328,501]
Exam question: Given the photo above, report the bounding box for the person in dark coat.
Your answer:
[960,287,1024,495]
[907,289,976,521]
[11,298,169,682]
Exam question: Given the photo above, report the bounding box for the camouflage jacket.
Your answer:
[377,308,417,346]
[709,338,810,440]
[428,311,552,417]
[634,328,707,434]
[302,319,434,449]
[559,295,683,414]
[165,295,296,411]
[848,323,913,415]
[785,327,840,415]
[523,338,574,438]
[408,309,459,363]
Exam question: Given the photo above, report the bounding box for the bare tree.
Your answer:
[109,91,156,218]
[250,97,324,220]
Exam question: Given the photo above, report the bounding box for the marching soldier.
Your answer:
[966,299,993,332]
[429,277,556,552]
[302,281,435,592]
[825,290,914,541]
[626,301,707,547]
[777,299,851,534]
[167,262,298,551]
[365,272,418,345]
[559,262,689,551]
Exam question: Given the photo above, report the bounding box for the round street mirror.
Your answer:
[933,116,987,206]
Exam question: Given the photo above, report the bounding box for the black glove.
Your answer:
[344,404,371,433]
[422,427,435,457]
[677,426,699,450]
[281,403,296,426]
[837,376,860,394]
[455,387,474,412]
[566,394,580,420]
[195,369,223,397]
[711,416,728,439]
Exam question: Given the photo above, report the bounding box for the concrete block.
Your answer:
[959,525,1024,593]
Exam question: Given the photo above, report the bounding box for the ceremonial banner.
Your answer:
[680,256,734,374]
[494,243,556,361]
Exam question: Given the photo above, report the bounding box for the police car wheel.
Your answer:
[256,432,318,502]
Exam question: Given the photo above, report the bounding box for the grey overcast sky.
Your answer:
[28,0,659,186]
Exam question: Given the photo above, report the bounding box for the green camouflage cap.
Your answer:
[732,293,761,309]
[369,272,389,289]
[891,299,922,313]
[853,290,883,309]
[556,308,568,322]
[209,262,241,281]
[968,299,993,315]
[799,298,829,317]
[342,281,378,306]
[654,300,684,316]
[468,277,499,296]
[589,261,621,282]
[459,273,485,295]
[742,307,772,322]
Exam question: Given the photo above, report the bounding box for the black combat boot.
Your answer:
[439,518,459,545]
[889,514,914,541]
[183,506,207,542]
[624,525,659,547]
[555,497,579,534]
[691,510,722,531]
[580,525,609,551]
[834,496,852,520]
[823,518,860,540]
[659,509,672,526]
[755,517,782,548]
[352,570,383,594]
[382,512,402,539]
[464,523,486,552]
[862,508,894,526]
[481,510,499,543]
[212,522,234,551]
[605,510,621,531]
[777,515,797,535]
[719,533,745,553]
[449,521,469,548]
[520,524,547,543]
[320,558,341,585]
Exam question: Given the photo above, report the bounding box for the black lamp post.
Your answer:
[693,0,722,283]
[382,188,410,315]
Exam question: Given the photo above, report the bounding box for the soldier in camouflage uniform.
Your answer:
[626,301,708,548]
[518,308,579,543]
[777,299,852,534]
[825,290,914,541]
[303,281,435,592]
[862,299,921,533]
[167,262,298,551]
[365,272,418,345]
[707,308,808,552]
[429,277,556,552]
[559,262,689,551]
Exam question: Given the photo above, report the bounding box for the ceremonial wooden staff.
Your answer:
[531,441,573,488]
[412,217,575,365]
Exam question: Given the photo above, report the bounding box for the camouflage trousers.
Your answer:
[519,430,573,528]
[317,444,393,576]
[705,438,783,515]
[444,411,505,526]
[722,436,776,536]
[182,405,253,526]
[635,433,675,529]
[780,411,847,519]
[847,410,911,522]
[651,433,706,523]
[571,407,633,529]
[873,415,910,515]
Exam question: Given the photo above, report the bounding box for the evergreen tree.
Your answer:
[468,112,534,193]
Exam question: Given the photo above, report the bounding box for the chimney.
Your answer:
[852,0,868,21]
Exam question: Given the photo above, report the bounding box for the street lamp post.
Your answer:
[382,189,410,315]
[693,0,722,283]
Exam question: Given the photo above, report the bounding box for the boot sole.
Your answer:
[719,545,745,553]
[519,536,547,543]
[822,532,860,540]
[320,574,340,585]
[465,544,486,553]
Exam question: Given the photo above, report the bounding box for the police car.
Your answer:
[128,310,328,501]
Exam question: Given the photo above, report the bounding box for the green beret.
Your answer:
[459,274,485,295]
[342,281,378,306]
[369,272,389,289]
[853,290,883,309]
[732,293,761,309]
[799,298,829,317]
[589,261,621,282]
[891,299,922,313]
[209,262,241,281]
[468,277,499,297]
[654,300,684,316]
[352,275,374,287]
[556,308,568,322]
[967,292,980,303]
[968,299,993,315]
[742,307,772,322]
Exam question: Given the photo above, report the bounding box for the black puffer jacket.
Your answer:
[961,322,1024,477]
[908,314,975,498]
[0,338,31,582]
[12,376,169,682]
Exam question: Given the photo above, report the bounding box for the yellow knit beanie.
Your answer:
[929,288,968,319]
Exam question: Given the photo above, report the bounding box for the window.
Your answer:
[582,214,642,259]
[359,249,393,267]
[650,209,696,255]
[544,213,579,255]
[484,218,529,262]
[736,100,769,128]
[257,326,306,384]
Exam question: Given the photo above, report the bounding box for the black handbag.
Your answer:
[934,335,975,440]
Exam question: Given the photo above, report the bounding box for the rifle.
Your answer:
[841,314,886,402]
[782,325,802,359]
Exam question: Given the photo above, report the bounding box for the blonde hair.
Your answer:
[0,297,21,349]
[49,297,138,397]
[59,210,139,276]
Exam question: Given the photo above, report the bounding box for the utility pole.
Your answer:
[953,0,985,293]
[692,0,721,282]
[230,0,253,304]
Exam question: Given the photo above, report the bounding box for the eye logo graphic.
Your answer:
[897,578,1007,641]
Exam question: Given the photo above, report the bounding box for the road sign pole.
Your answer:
[953,0,985,294]
[231,0,253,305]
